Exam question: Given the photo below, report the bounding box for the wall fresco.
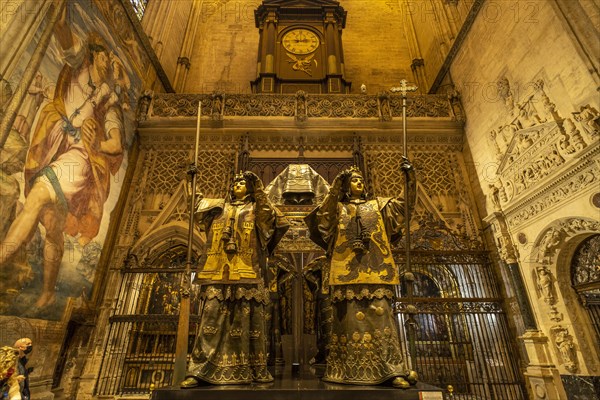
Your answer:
[0,1,141,320]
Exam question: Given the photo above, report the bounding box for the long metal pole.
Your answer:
[401,93,417,360]
[392,79,418,362]
[173,101,201,385]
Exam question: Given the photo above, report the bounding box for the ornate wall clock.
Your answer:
[252,0,351,94]
[282,28,320,54]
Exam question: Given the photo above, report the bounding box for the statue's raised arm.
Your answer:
[182,171,290,387]
[303,166,418,389]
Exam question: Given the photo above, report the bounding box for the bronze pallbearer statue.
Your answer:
[304,161,417,388]
[181,171,290,387]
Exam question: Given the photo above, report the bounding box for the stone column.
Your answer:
[173,0,202,92]
[264,12,277,74]
[521,330,568,400]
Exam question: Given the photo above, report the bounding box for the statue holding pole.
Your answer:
[304,162,417,387]
[179,157,290,386]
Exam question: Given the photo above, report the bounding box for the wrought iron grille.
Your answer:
[571,234,600,345]
[95,250,202,396]
[395,251,526,399]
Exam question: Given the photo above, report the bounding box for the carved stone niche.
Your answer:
[550,325,579,373]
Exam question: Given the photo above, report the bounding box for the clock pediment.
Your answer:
[255,0,346,27]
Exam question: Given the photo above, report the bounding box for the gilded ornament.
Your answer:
[230,329,242,338]
[356,311,365,321]
[202,326,218,336]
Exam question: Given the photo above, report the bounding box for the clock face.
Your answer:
[282,29,320,55]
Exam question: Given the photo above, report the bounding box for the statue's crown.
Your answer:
[234,170,245,181]
[349,165,362,175]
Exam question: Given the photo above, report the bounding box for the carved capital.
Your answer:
[177,56,191,69]
[410,58,424,71]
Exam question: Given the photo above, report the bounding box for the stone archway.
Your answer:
[530,217,600,376]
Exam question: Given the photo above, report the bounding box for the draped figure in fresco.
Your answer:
[181,171,290,387]
[304,163,417,388]
[0,4,128,309]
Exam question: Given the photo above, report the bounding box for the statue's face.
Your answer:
[349,174,364,198]
[232,179,247,199]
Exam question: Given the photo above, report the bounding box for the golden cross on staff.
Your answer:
[391,79,418,97]
[391,79,417,156]
[390,79,419,359]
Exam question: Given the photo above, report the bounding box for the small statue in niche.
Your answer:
[136,90,153,122]
[378,91,392,122]
[488,129,504,160]
[572,104,600,137]
[488,184,502,212]
[210,92,224,120]
[295,90,307,122]
[537,227,563,262]
[534,79,559,122]
[497,77,516,114]
[533,264,555,305]
[554,328,578,372]
[562,119,587,151]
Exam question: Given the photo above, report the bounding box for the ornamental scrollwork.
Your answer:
[394,301,502,314]
[151,94,211,117]
[224,94,295,117]
[390,94,452,118]
[148,93,454,119]
[571,234,600,287]
[306,95,379,118]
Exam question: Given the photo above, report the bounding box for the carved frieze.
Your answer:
[507,161,599,228]
[390,94,452,118]
[306,95,379,118]
[149,93,455,119]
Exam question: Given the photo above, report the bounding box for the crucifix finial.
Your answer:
[390,79,418,97]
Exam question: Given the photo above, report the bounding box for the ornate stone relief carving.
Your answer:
[572,104,600,138]
[149,93,455,119]
[210,92,224,120]
[136,90,153,122]
[529,218,600,372]
[533,264,556,305]
[507,163,599,228]
[489,78,598,213]
[550,326,579,373]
